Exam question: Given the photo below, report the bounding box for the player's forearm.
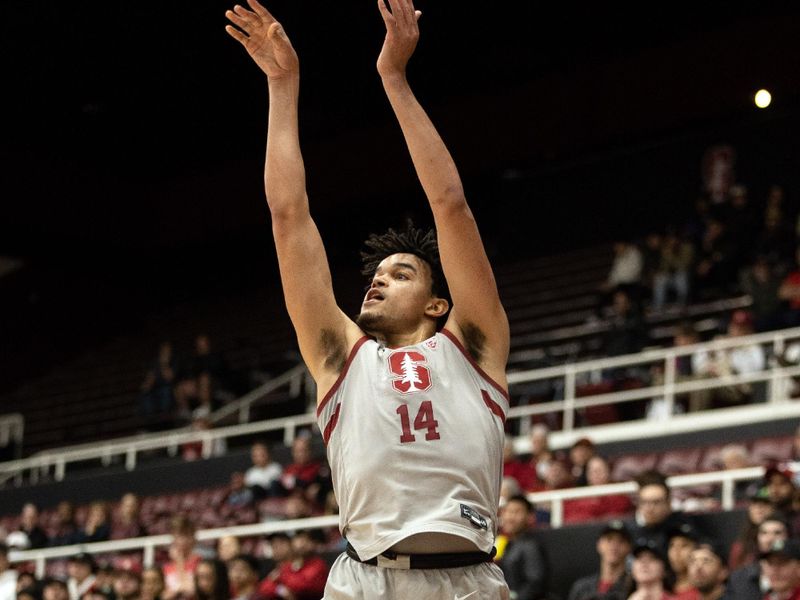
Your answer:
[265,76,308,216]
[381,73,465,207]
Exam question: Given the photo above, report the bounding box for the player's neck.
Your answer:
[374,324,438,349]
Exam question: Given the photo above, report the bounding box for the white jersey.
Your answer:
[316,328,509,561]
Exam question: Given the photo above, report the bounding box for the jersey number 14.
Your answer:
[396,401,440,443]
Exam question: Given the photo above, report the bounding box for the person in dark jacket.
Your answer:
[497,495,548,600]
[629,471,693,555]
[726,515,789,600]
[568,520,633,600]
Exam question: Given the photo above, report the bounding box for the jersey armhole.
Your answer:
[440,328,510,402]
[316,336,371,416]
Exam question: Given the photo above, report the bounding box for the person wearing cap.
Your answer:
[729,488,779,570]
[727,514,790,600]
[568,521,633,600]
[669,524,701,600]
[760,539,800,600]
[629,539,673,600]
[0,543,17,600]
[687,542,729,600]
[67,554,97,600]
[496,495,548,600]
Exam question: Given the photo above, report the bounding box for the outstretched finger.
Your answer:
[232,4,257,22]
[225,9,250,30]
[377,0,395,26]
[225,24,249,45]
[415,10,422,21]
[246,0,275,23]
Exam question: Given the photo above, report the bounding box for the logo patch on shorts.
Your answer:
[460,504,488,530]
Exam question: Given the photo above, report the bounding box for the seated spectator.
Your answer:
[111,493,146,540]
[728,488,778,570]
[687,541,729,600]
[496,495,548,600]
[652,230,694,312]
[18,573,37,597]
[139,341,176,425]
[67,553,97,600]
[15,503,48,549]
[112,567,142,600]
[569,438,596,486]
[739,256,784,332]
[162,516,201,600]
[717,444,758,503]
[564,456,633,524]
[695,219,738,299]
[223,472,255,510]
[259,530,328,600]
[522,424,553,492]
[763,465,800,536]
[602,240,644,308]
[195,559,230,600]
[50,500,80,547]
[504,438,537,493]
[693,310,766,407]
[603,290,648,359]
[228,555,261,600]
[727,514,789,599]
[140,568,165,600]
[279,436,325,505]
[17,587,38,600]
[567,520,633,600]
[760,539,800,600]
[42,578,70,600]
[216,535,241,563]
[260,532,293,586]
[627,540,673,600]
[667,524,700,600]
[630,471,692,555]
[76,502,111,544]
[245,442,283,500]
[0,543,16,600]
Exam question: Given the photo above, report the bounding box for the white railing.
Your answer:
[3,327,800,485]
[8,466,765,576]
[0,414,24,451]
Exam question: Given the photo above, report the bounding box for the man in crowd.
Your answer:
[42,579,70,600]
[245,442,283,499]
[631,471,691,554]
[497,495,548,600]
[567,520,633,600]
[259,530,328,600]
[687,541,729,600]
[628,539,672,600]
[67,553,97,600]
[760,539,800,600]
[727,514,790,600]
[668,524,701,599]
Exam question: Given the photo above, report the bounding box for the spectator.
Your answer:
[567,520,633,600]
[504,438,537,493]
[140,568,165,600]
[667,524,700,600]
[139,341,176,424]
[628,539,673,600]
[652,230,695,312]
[603,290,648,358]
[195,559,230,600]
[569,438,597,486]
[17,503,48,549]
[112,493,146,540]
[259,530,328,600]
[727,514,789,600]
[522,424,553,492]
[695,219,737,298]
[162,516,201,600]
[496,495,548,600]
[216,535,241,563]
[0,543,17,600]
[279,436,323,503]
[228,555,261,600]
[760,539,800,600]
[694,310,766,407]
[259,533,293,591]
[50,501,80,547]
[739,257,783,332]
[763,466,800,535]
[92,565,115,599]
[224,472,255,510]
[181,416,227,462]
[603,240,644,303]
[728,488,775,570]
[564,455,634,524]
[42,579,69,600]
[687,542,729,600]
[191,334,232,394]
[77,502,111,544]
[67,553,97,600]
[245,443,283,500]
[112,568,142,600]
[755,205,795,271]
[630,471,692,555]
[18,573,37,597]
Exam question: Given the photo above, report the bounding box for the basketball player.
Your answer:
[225,0,511,597]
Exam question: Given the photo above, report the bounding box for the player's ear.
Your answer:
[425,297,449,319]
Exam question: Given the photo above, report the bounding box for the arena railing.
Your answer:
[7,466,766,577]
[3,327,800,486]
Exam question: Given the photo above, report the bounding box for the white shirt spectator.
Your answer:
[245,462,283,490]
[607,245,643,287]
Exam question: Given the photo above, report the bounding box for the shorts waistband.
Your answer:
[345,542,496,570]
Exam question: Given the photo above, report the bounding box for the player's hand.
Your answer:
[225,0,298,80]
[376,0,422,79]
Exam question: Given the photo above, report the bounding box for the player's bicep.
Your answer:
[432,200,509,362]
[271,209,354,377]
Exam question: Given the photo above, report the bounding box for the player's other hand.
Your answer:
[377,0,422,79]
[225,0,298,80]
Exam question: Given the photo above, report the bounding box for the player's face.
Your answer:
[357,253,441,335]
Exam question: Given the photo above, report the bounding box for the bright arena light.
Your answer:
[754,89,772,108]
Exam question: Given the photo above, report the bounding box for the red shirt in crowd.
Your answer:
[258,556,328,600]
[281,461,322,492]
[562,494,633,524]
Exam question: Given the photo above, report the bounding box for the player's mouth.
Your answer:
[364,289,385,305]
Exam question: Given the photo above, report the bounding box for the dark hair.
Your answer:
[361,220,450,305]
[229,554,260,575]
[195,559,230,600]
[636,470,670,496]
[506,494,533,513]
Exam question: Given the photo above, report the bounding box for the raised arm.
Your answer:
[376,0,509,381]
[226,1,359,388]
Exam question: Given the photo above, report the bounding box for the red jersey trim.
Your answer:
[440,328,510,401]
[323,402,342,444]
[481,389,507,422]
[316,336,371,417]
